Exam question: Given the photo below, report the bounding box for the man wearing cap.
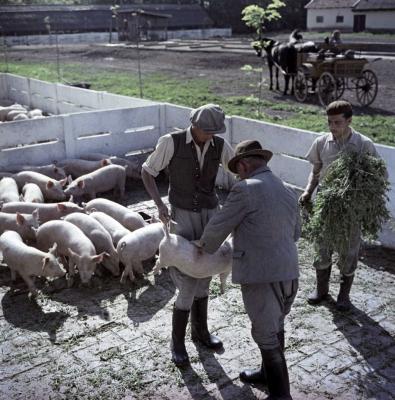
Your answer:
[141,103,234,367]
[196,140,300,400]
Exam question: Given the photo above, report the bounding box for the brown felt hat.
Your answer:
[228,140,273,173]
[190,104,226,134]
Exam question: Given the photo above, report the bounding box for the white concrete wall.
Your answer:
[364,11,395,30]
[307,8,354,30]
[0,73,394,248]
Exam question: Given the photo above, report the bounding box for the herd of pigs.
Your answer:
[0,153,232,297]
[0,104,46,122]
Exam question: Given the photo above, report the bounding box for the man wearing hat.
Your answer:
[196,140,300,400]
[141,103,234,367]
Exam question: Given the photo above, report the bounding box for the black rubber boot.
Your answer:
[307,266,332,305]
[239,348,266,384]
[261,346,293,400]
[336,274,355,311]
[278,330,285,352]
[171,305,190,367]
[191,296,223,350]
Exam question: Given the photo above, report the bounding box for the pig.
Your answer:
[21,183,44,203]
[0,164,66,180]
[152,224,233,294]
[84,198,146,231]
[88,211,130,246]
[1,201,84,223]
[55,158,112,179]
[0,210,39,242]
[80,153,142,180]
[0,230,65,295]
[27,109,43,119]
[35,220,106,285]
[14,171,67,201]
[0,177,20,203]
[64,165,126,200]
[64,212,120,276]
[117,222,164,283]
[0,104,27,122]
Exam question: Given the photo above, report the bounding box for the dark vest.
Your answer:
[168,130,224,212]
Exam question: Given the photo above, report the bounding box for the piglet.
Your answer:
[64,165,126,200]
[64,213,120,276]
[21,183,44,203]
[36,220,106,285]
[55,158,111,179]
[0,230,65,295]
[84,198,146,231]
[117,222,164,283]
[0,210,39,242]
[152,223,233,293]
[88,211,130,246]
[0,164,66,180]
[0,177,20,203]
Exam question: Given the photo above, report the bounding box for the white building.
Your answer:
[305,0,395,32]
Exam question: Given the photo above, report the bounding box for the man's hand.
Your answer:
[157,203,170,223]
[299,191,312,206]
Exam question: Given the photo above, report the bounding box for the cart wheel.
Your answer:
[356,69,378,106]
[294,71,308,102]
[335,77,345,99]
[317,72,336,107]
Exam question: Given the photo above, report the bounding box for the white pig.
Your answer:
[64,165,126,199]
[21,183,44,203]
[0,230,65,295]
[36,220,106,285]
[55,158,111,179]
[152,224,233,294]
[88,211,130,246]
[117,222,164,283]
[64,213,120,276]
[84,198,146,231]
[0,210,39,241]
[14,171,67,201]
[1,201,84,223]
[0,164,66,180]
[0,177,20,203]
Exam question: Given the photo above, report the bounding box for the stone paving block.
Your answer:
[298,351,334,373]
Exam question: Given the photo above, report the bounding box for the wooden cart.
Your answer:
[293,53,379,107]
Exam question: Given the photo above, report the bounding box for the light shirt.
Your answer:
[306,129,379,181]
[142,127,235,177]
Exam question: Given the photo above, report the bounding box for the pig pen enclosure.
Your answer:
[0,73,395,400]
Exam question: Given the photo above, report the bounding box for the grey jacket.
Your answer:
[200,165,300,284]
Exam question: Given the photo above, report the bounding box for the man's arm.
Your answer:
[141,168,169,222]
[299,163,321,205]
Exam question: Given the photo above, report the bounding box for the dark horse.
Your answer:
[254,30,319,96]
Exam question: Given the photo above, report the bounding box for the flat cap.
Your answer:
[190,104,226,135]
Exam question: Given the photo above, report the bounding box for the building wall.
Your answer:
[363,11,395,31]
[307,8,354,30]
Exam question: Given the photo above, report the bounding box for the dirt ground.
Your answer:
[1,42,395,400]
[4,41,395,116]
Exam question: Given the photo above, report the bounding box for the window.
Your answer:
[336,15,344,23]
[316,16,324,23]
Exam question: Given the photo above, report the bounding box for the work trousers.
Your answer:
[313,224,360,276]
[169,205,217,311]
[241,279,298,350]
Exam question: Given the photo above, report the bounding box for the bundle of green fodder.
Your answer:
[304,151,390,253]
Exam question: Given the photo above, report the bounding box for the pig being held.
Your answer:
[0,230,65,295]
[21,183,44,203]
[0,210,39,242]
[64,213,120,276]
[88,211,130,246]
[117,222,164,283]
[84,198,146,231]
[0,177,20,203]
[1,201,84,223]
[152,224,233,294]
[36,220,106,285]
[14,171,67,201]
[55,158,111,179]
[64,165,126,200]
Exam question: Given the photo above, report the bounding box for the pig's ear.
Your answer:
[49,242,58,254]
[77,180,85,189]
[60,177,68,187]
[42,256,50,272]
[57,203,67,212]
[46,180,54,189]
[91,252,106,264]
[67,175,73,185]
[16,212,26,225]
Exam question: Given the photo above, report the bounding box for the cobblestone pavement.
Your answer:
[0,180,394,400]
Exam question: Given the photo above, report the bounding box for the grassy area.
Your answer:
[1,61,394,147]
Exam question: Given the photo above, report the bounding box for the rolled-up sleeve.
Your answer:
[142,134,175,177]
